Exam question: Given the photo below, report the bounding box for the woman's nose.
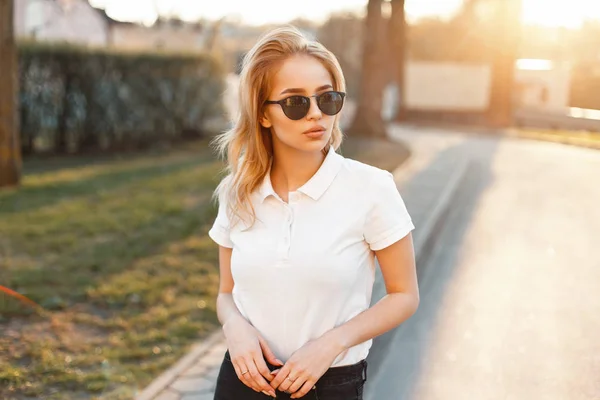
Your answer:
[305,96,322,120]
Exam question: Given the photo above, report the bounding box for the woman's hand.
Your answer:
[269,336,343,399]
[223,316,283,398]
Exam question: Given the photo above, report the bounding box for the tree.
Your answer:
[0,0,21,187]
[318,13,364,97]
[487,0,522,127]
[388,0,406,121]
[346,0,387,138]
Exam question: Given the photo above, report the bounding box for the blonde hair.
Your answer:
[212,25,346,227]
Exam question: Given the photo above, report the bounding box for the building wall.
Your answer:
[515,67,571,112]
[404,61,492,111]
[14,0,108,47]
[14,0,205,52]
[400,61,570,113]
[13,0,28,37]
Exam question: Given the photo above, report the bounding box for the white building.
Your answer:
[14,0,109,46]
[514,59,571,112]
[14,0,210,54]
[391,59,571,115]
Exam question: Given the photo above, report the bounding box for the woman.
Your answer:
[209,26,419,400]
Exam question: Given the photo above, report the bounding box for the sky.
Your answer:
[88,0,600,29]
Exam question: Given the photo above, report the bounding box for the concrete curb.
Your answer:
[370,156,470,302]
[135,330,225,400]
[414,157,470,267]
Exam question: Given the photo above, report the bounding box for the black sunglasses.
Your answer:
[264,91,346,121]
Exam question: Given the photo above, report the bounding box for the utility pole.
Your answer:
[0,0,22,187]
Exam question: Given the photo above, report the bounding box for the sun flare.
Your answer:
[88,0,600,28]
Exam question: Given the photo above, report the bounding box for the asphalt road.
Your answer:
[367,130,600,400]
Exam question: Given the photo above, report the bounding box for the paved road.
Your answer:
[368,128,600,400]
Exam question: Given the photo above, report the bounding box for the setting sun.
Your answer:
[522,0,600,28]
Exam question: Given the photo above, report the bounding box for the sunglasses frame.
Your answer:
[264,90,346,121]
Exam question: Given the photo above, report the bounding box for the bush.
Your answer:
[18,42,226,155]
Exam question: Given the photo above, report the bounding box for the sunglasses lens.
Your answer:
[282,96,310,120]
[318,92,344,116]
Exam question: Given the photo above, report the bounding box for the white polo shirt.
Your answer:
[208,147,414,367]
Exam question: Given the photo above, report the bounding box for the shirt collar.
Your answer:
[258,166,277,203]
[258,146,344,203]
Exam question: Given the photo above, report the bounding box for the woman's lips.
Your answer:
[303,125,326,139]
[303,129,326,139]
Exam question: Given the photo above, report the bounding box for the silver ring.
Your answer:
[241,370,249,375]
[287,376,295,382]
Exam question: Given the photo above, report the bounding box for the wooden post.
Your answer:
[0,0,22,187]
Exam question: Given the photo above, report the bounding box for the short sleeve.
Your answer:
[208,191,234,248]
[364,170,415,251]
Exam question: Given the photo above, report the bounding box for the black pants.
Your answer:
[214,350,368,400]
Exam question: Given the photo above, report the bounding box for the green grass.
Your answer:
[0,136,409,400]
[509,128,600,150]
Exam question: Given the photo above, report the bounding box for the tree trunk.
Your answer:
[389,0,407,122]
[56,70,73,154]
[79,76,99,153]
[19,101,34,155]
[346,0,387,138]
[0,0,21,187]
[487,0,521,128]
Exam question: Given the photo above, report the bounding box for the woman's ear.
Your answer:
[260,112,272,128]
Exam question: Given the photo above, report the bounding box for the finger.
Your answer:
[276,372,295,393]
[290,379,316,399]
[230,359,244,380]
[269,364,291,390]
[287,374,307,394]
[246,357,276,397]
[252,357,277,397]
[258,336,283,366]
[234,358,260,392]
[253,352,275,383]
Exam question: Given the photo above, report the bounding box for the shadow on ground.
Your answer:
[365,136,501,399]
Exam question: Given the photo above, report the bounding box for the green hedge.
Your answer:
[18,42,226,155]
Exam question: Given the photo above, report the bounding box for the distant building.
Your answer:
[514,59,571,112]
[14,0,208,53]
[400,59,570,114]
[14,0,109,46]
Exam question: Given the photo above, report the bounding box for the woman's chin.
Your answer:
[299,137,330,152]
